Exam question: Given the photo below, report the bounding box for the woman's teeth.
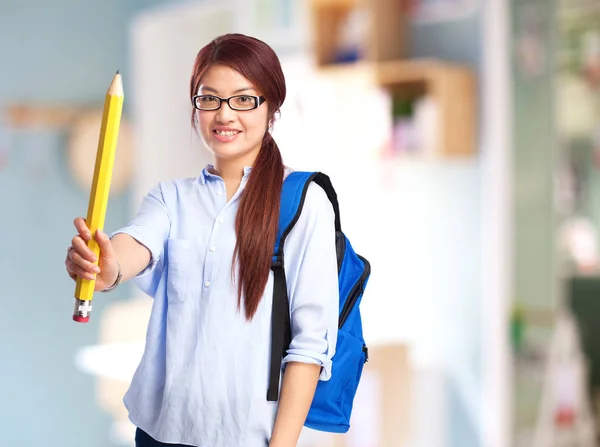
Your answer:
[215,130,239,137]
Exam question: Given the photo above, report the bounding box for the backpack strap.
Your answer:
[267,171,341,402]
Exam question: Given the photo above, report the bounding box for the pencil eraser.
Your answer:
[73,315,90,323]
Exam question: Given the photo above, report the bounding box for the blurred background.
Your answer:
[1,0,600,446]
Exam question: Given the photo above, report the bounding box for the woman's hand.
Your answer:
[65,217,120,291]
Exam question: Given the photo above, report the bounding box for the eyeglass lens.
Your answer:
[196,95,257,110]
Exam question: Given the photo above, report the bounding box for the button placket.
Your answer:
[212,180,226,211]
[204,185,224,295]
[204,233,216,292]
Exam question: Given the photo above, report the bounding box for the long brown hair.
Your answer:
[189,34,286,320]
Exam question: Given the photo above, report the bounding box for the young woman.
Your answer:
[64,34,339,447]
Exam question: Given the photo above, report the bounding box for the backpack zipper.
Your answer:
[338,255,371,328]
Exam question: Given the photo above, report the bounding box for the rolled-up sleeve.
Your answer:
[281,182,339,381]
[110,183,171,297]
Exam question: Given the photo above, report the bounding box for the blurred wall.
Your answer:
[409,9,483,447]
[509,0,559,439]
[0,1,186,446]
[511,0,558,312]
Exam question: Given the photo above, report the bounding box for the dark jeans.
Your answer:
[135,428,194,447]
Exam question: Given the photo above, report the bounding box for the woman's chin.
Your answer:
[209,145,250,162]
[207,140,262,163]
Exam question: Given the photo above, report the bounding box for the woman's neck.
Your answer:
[212,160,251,201]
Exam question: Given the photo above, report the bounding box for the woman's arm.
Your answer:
[269,362,321,447]
[106,232,152,283]
[269,183,340,446]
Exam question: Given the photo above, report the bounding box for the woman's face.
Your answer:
[195,64,269,167]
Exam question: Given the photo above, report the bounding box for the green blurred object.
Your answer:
[392,96,414,118]
[511,301,525,354]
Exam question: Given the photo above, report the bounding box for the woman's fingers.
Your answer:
[65,256,96,281]
[73,217,92,241]
[94,229,115,260]
[67,245,100,274]
[71,235,97,263]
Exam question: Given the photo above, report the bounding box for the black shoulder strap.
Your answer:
[267,255,292,401]
[267,172,341,402]
[312,173,341,232]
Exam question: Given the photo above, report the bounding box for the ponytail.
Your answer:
[233,133,284,319]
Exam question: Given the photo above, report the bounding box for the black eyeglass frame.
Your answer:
[191,94,266,111]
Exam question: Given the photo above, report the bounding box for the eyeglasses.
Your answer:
[191,94,266,111]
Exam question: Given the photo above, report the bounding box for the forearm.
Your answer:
[270,362,321,447]
[110,233,152,282]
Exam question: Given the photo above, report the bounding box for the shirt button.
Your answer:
[216,190,222,196]
[209,246,216,252]
[217,217,224,224]
[204,280,211,287]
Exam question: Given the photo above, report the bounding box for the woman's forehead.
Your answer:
[198,65,257,95]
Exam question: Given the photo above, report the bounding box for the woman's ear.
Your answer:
[268,110,281,132]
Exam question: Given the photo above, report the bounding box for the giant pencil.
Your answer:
[73,71,124,323]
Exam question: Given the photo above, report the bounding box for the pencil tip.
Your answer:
[116,69,120,75]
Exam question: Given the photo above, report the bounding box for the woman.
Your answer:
[64,34,339,447]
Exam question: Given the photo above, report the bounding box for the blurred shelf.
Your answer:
[376,59,469,86]
[318,59,478,157]
[4,104,87,129]
[316,60,378,81]
[311,0,355,6]
[378,59,477,157]
[310,0,407,67]
[518,305,556,327]
[310,0,477,158]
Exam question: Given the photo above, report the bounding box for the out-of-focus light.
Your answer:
[74,341,144,382]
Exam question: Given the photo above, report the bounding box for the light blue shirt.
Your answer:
[112,165,339,447]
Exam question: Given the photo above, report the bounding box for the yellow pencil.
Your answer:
[73,71,124,323]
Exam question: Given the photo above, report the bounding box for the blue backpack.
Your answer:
[267,171,371,433]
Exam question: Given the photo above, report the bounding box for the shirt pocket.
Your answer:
[166,238,192,303]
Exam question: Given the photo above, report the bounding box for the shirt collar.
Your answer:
[198,164,253,185]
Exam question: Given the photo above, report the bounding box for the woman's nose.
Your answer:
[216,100,236,122]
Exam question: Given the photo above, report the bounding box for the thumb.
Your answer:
[95,229,115,259]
